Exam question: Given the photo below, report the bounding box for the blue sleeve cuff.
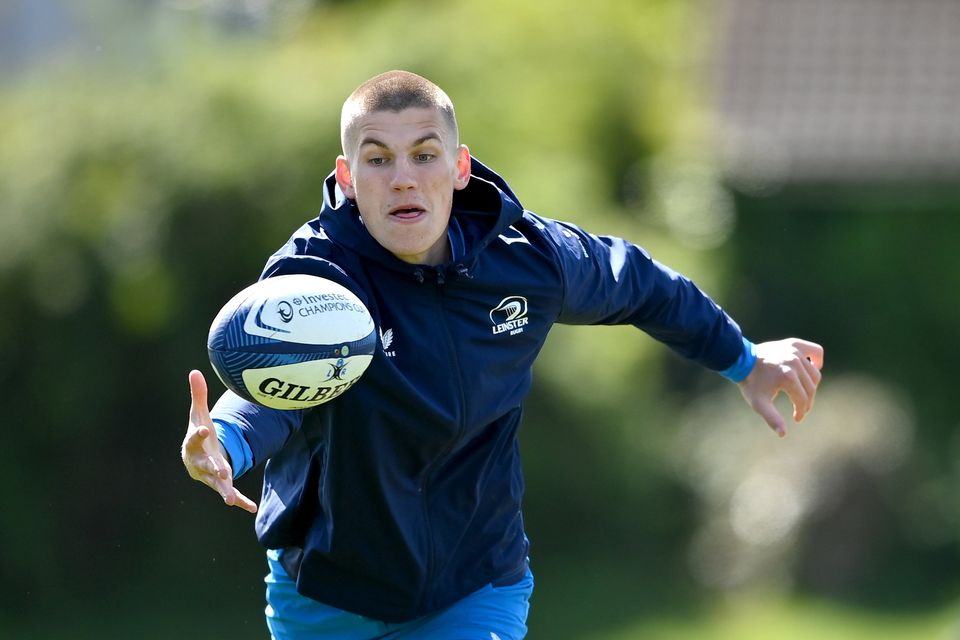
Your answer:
[719,337,757,383]
[214,419,255,479]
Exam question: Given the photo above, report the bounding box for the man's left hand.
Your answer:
[739,338,825,437]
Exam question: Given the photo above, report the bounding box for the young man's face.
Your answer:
[336,107,471,266]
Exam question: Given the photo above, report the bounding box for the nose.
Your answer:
[390,157,417,191]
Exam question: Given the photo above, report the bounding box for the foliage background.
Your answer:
[1,1,958,638]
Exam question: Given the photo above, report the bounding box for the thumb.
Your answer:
[752,396,787,438]
[188,369,212,426]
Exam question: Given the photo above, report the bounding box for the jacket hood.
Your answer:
[317,157,525,276]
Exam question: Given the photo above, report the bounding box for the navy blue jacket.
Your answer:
[212,159,747,622]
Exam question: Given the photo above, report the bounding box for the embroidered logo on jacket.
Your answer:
[380,327,396,357]
[490,296,529,336]
[498,225,530,246]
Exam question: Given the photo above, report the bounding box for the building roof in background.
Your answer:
[711,0,960,183]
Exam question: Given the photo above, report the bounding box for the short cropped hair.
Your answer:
[340,70,459,155]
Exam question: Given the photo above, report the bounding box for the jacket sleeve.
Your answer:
[210,392,304,476]
[540,215,747,373]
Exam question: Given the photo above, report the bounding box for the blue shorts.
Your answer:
[264,549,534,640]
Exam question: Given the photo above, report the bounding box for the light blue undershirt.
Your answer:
[214,419,254,479]
[719,337,757,383]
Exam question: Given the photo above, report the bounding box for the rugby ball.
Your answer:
[207,274,376,410]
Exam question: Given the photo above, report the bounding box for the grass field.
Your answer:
[598,597,960,640]
[2,595,956,639]
[526,553,960,640]
[3,554,957,639]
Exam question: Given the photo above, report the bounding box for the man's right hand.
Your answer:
[181,370,258,514]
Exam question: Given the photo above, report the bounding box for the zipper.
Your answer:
[416,267,468,613]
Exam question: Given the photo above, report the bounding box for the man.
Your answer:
[182,70,823,639]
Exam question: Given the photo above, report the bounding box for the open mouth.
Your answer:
[390,206,425,220]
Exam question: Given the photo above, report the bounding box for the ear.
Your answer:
[453,145,471,191]
[335,156,356,199]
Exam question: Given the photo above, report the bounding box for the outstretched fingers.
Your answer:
[181,370,258,513]
[224,488,258,514]
[183,432,257,513]
[188,369,212,427]
[182,425,223,482]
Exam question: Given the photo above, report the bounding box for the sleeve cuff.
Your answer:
[214,419,255,479]
[719,337,757,383]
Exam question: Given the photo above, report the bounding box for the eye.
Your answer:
[368,157,386,166]
[415,153,435,162]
